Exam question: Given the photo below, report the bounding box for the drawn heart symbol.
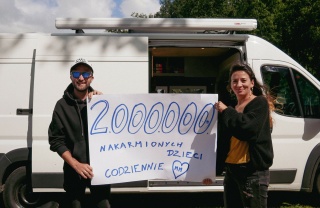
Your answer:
[172,160,190,179]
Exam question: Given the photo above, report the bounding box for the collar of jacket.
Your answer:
[63,83,94,104]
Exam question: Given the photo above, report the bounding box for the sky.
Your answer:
[0,0,161,33]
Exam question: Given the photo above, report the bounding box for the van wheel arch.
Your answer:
[3,166,40,208]
[302,143,320,193]
[0,148,30,187]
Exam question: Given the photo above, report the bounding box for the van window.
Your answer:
[293,70,320,118]
[261,66,320,118]
[261,66,301,117]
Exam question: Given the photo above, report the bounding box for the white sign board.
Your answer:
[87,94,218,185]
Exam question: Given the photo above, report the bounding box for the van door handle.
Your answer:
[16,108,33,115]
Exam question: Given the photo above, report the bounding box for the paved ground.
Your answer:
[1,191,319,207]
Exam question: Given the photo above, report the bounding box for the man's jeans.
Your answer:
[223,163,270,208]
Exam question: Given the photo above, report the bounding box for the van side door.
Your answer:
[253,60,320,191]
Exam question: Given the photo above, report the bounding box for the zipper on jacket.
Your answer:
[75,102,85,137]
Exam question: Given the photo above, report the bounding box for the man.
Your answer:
[48,58,111,208]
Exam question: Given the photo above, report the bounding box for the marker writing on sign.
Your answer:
[90,100,215,136]
[100,141,184,152]
[167,150,203,160]
[105,162,164,178]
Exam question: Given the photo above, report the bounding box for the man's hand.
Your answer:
[73,162,94,179]
[61,151,94,179]
[88,90,103,99]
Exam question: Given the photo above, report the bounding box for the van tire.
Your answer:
[3,167,39,208]
[315,167,320,194]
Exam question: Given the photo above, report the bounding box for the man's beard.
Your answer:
[73,83,89,92]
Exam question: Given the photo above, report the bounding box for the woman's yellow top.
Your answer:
[225,136,250,164]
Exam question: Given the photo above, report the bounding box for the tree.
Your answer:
[277,0,320,79]
[155,0,281,44]
[155,0,235,18]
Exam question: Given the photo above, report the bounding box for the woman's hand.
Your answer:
[215,101,227,113]
[202,178,213,185]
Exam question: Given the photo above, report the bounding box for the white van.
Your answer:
[1,18,320,207]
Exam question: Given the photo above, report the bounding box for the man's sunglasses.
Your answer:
[71,71,92,79]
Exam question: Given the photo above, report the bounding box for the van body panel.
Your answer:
[246,35,304,69]
[0,34,38,59]
[0,61,32,153]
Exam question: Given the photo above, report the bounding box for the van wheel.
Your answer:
[3,167,40,208]
[315,170,320,193]
[314,167,320,196]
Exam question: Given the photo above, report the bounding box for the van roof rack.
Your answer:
[55,18,257,33]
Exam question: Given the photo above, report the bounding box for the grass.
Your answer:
[280,203,316,208]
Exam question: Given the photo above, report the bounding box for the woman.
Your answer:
[205,63,274,208]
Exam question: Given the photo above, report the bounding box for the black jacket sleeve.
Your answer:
[220,96,270,142]
[48,102,69,156]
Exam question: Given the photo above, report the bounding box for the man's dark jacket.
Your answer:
[48,83,93,189]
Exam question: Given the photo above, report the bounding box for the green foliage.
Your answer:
[277,0,320,79]
[153,0,320,80]
[131,12,154,18]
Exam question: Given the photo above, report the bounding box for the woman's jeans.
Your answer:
[223,163,270,208]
